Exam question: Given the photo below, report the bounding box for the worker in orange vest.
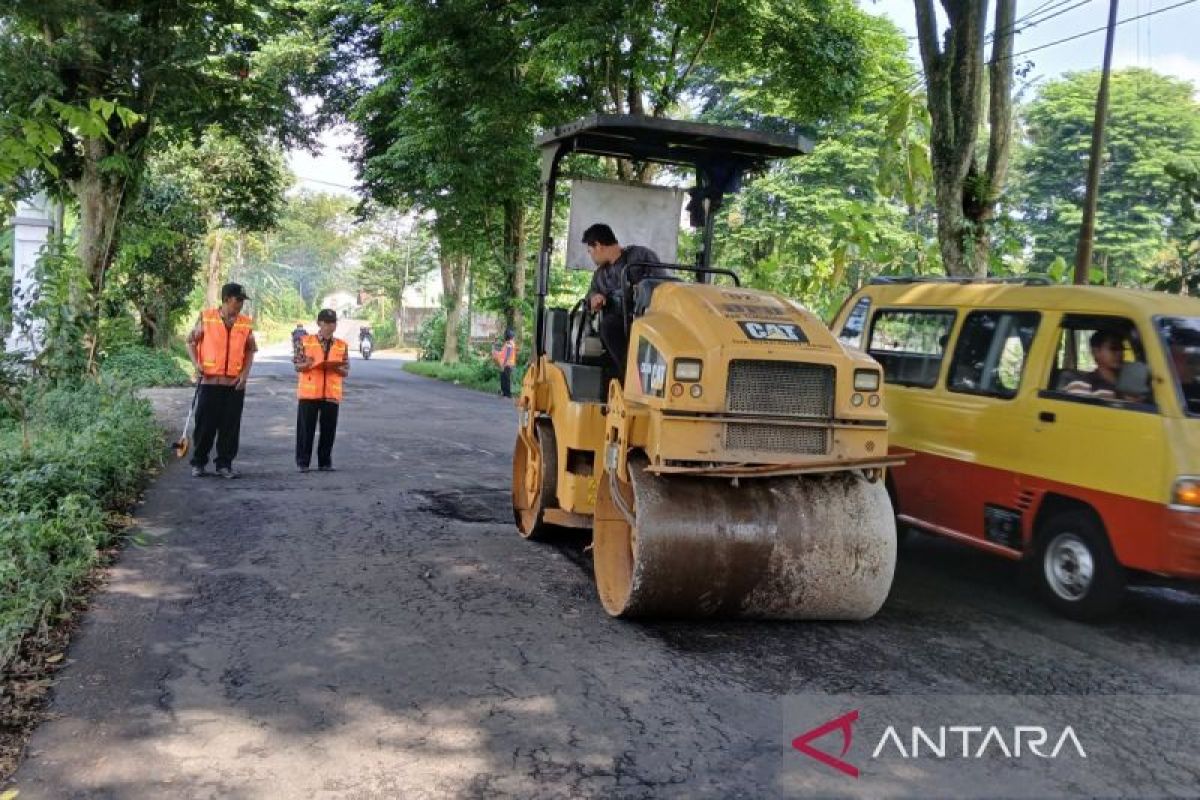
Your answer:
[186,283,256,478]
[492,327,517,398]
[294,308,350,472]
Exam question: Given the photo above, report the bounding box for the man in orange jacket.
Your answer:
[492,327,517,398]
[294,308,350,472]
[186,283,256,479]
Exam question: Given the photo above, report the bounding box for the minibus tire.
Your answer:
[1035,510,1125,620]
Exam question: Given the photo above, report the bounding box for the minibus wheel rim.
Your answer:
[1044,532,1095,602]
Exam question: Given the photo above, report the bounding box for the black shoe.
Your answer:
[298,465,310,473]
[318,465,335,472]
[190,466,207,478]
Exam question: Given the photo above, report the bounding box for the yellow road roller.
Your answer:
[513,115,902,619]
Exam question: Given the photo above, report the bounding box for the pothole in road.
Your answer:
[416,488,511,523]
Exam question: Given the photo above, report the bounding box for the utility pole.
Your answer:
[1074,0,1119,285]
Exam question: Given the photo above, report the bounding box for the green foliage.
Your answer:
[0,378,161,669]
[28,241,93,381]
[233,191,358,308]
[99,346,192,388]
[404,356,525,395]
[1015,69,1200,284]
[416,308,469,362]
[108,162,207,348]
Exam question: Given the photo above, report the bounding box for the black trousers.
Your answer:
[296,399,340,468]
[499,367,512,398]
[599,309,629,383]
[190,384,245,470]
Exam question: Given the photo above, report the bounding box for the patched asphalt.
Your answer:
[8,351,1200,799]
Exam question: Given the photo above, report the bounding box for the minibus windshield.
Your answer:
[1158,317,1200,416]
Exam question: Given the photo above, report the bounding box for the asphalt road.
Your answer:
[9,349,1200,799]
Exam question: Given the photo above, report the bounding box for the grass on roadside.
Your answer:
[0,379,162,672]
[99,343,192,388]
[403,358,525,395]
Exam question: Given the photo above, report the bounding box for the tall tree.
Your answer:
[1016,69,1200,286]
[354,214,438,337]
[1164,157,1200,294]
[0,0,314,360]
[914,0,1016,276]
[108,166,206,347]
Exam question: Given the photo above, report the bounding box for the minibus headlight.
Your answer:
[1172,478,1200,509]
[674,359,703,382]
[854,369,881,392]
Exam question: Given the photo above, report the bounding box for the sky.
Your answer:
[287,0,1200,198]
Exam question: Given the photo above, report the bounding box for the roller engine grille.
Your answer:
[725,360,834,418]
[724,423,829,454]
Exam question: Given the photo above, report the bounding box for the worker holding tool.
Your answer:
[294,308,350,473]
[186,283,256,478]
[492,327,517,398]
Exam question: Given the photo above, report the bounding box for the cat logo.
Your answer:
[739,321,808,343]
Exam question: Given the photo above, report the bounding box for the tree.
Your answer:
[0,0,314,362]
[1161,157,1200,294]
[234,191,358,314]
[1016,69,1200,286]
[354,214,438,338]
[108,166,206,347]
[319,0,885,360]
[914,0,1016,276]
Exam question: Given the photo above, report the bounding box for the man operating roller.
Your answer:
[583,223,667,382]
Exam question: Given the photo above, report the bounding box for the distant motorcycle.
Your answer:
[359,327,374,360]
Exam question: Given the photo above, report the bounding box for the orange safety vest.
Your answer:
[199,309,254,378]
[298,335,349,402]
[493,339,517,368]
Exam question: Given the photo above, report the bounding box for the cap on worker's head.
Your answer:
[317,308,337,324]
[504,328,515,340]
[221,282,249,301]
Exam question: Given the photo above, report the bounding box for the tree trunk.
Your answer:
[75,138,127,366]
[915,0,1016,278]
[502,200,526,338]
[204,228,224,307]
[440,251,469,363]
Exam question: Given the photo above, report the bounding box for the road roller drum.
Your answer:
[593,458,897,619]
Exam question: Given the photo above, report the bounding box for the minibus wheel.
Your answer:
[1035,510,1125,620]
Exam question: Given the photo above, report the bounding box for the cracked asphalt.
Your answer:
[8,350,1200,799]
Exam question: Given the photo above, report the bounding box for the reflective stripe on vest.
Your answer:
[199,309,253,378]
[297,335,348,402]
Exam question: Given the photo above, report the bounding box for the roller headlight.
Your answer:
[854,369,881,392]
[674,359,703,382]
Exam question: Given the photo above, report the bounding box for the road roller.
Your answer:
[513,115,903,619]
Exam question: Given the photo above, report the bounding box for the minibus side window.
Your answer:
[948,311,1040,399]
[867,309,957,388]
[1044,315,1157,411]
[838,297,871,350]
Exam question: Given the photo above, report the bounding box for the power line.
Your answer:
[293,174,357,190]
[995,0,1197,62]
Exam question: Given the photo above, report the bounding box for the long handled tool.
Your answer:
[172,381,202,459]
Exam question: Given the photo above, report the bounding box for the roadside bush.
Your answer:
[404,353,526,394]
[100,344,192,388]
[416,308,468,361]
[0,378,161,669]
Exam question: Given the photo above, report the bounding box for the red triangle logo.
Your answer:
[791,709,860,778]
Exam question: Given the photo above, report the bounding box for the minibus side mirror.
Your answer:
[1117,361,1151,398]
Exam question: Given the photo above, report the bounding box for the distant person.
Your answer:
[291,322,307,349]
[186,283,256,478]
[294,309,350,472]
[492,328,517,398]
[583,223,666,381]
